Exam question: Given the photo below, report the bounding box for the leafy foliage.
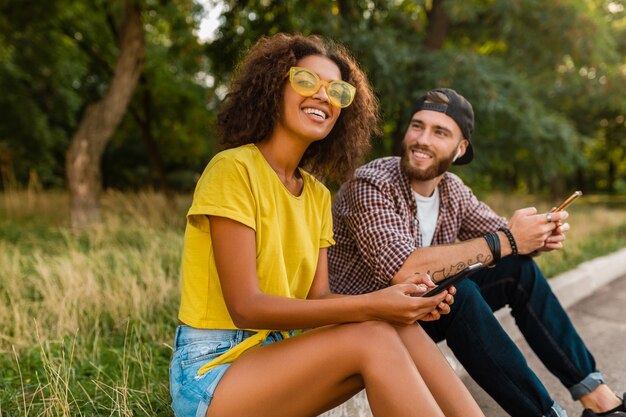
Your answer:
[0,0,213,191]
[0,0,625,194]
[201,0,626,194]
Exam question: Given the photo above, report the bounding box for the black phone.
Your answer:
[422,263,485,297]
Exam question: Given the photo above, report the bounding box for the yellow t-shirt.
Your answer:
[178,144,335,329]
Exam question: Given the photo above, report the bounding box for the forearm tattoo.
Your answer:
[428,252,492,283]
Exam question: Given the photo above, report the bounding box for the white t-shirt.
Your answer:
[413,188,440,247]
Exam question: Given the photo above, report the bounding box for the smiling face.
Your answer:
[400,109,468,182]
[277,55,342,144]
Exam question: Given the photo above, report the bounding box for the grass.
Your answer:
[0,190,186,417]
[1,189,625,416]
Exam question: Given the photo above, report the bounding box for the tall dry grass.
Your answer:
[1,190,186,416]
[0,190,186,352]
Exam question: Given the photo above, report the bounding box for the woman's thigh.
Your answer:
[396,323,462,394]
[206,321,410,417]
[396,324,484,417]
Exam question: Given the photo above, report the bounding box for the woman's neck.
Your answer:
[256,138,306,195]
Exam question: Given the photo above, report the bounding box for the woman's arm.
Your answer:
[306,248,342,300]
[210,215,448,330]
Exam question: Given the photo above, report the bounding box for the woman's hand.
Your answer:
[366,274,452,325]
[421,285,455,322]
[400,272,454,321]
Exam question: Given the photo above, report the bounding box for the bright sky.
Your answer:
[196,1,226,42]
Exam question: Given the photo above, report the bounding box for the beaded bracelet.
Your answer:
[498,226,518,256]
[483,232,501,263]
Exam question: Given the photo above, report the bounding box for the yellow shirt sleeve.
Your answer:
[187,156,256,232]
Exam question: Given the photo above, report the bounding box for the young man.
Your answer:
[328,88,625,417]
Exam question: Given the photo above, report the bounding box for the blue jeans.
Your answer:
[421,256,602,417]
[169,326,288,417]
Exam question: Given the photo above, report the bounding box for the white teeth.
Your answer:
[413,150,432,159]
[303,108,327,120]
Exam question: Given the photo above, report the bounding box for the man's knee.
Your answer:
[441,280,494,328]
[493,255,556,311]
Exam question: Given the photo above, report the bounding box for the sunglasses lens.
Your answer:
[328,82,355,108]
[291,69,319,96]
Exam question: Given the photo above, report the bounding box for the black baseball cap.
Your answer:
[411,88,474,165]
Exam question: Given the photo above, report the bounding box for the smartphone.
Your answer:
[422,263,485,298]
[552,190,583,212]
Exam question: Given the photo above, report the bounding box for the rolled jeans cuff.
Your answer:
[546,401,568,417]
[569,371,605,400]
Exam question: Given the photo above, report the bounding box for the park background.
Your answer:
[1,0,625,415]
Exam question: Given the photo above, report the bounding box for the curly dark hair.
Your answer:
[216,33,380,183]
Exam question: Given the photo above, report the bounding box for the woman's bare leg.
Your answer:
[206,321,445,417]
[396,324,485,417]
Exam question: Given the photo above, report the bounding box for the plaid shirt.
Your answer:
[329,157,506,294]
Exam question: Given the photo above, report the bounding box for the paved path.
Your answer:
[464,272,626,417]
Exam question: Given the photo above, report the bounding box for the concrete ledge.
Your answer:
[321,247,626,417]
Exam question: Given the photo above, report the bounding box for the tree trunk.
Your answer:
[424,0,449,51]
[66,1,145,231]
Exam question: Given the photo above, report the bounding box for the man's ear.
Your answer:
[453,139,469,162]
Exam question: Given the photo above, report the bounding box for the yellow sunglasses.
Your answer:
[288,66,356,108]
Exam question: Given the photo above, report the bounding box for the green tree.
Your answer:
[1,0,623,198]
[202,0,625,194]
[0,0,213,222]
[0,0,96,189]
[549,0,626,193]
[103,0,215,194]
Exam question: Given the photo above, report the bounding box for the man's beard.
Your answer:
[400,144,455,181]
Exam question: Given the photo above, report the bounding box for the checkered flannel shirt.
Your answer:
[328,157,506,295]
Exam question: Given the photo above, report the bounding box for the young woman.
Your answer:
[169,33,485,417]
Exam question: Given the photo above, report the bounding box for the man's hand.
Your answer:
[534,208,570,254]
[506,208,568,255]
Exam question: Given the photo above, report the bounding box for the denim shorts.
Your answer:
[169,326,287,417]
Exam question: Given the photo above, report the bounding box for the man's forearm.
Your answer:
[392,232,512,284]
